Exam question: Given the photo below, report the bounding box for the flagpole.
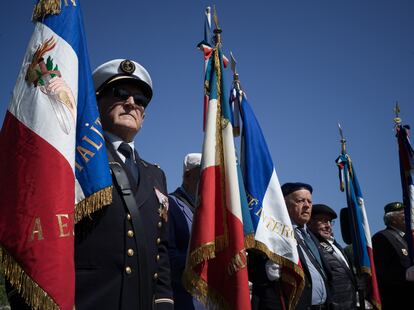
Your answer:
[337,124,366,310]
[393,102,414,265]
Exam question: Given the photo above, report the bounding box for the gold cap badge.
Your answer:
[120,60,135,75]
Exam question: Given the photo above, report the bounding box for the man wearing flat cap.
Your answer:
[167,153,205,310]
[282,182,332,310]
[74,59,173,309]
[308,204,358,310]
[372,202,414,310]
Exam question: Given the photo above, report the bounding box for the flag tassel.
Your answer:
[75,185,113,223]
[0,247,59,310]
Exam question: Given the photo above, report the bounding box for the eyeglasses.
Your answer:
[112,87,148,107]
[314,218,335,226]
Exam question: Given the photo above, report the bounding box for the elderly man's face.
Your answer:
[98,81,146,142]
[308,214,334,240]
[285,189,312,226]
[391,209,406,232]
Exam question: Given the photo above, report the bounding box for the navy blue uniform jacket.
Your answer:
[75,142,173,309]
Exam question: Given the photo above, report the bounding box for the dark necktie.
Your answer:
[118,142,139,184]
[297,227,323,267]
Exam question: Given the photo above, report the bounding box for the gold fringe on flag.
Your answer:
[75,186,113,223]
[187,235,227,266]
[183,266,231,310]
[32,0,61,21]
[0,247,59,310]
[253,240,305,310]
[244,233,256,249]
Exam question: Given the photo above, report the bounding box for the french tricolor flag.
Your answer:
[336,151,381,310]
[183,34,251,309]
[233,84,305,309]
[0,1,111,309]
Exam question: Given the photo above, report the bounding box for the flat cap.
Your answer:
[183,153,202,173]
[92,59,153,103]
[384,202,404,214]
[281,182,313,197]
[312,204,338,219]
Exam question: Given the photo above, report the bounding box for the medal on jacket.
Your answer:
[154,187,169,222]
[320,241,334,254]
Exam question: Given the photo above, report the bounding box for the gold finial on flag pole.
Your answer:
[230,52,239,84]
[338,123,346,153]
[213,6,222,45]
[394,101,401,125]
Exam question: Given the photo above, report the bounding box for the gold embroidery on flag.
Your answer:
[32,0,61,20]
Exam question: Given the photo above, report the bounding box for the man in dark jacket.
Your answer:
[308,204,357,310]
[74,59,174,309]
[282,183,332,310]
[168,153,205,309]
[249,182,331,310]
[372,202,414,310]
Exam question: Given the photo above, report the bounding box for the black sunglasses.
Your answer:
[112,87,148,106]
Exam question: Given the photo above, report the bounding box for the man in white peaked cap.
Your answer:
[74,59,174,310]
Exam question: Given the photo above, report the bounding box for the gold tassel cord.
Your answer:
[75,186,113,223]
[0,247,59,310]
[32,0,61,21]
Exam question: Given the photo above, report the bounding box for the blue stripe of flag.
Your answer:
[239,93,274,230]
[42,3,112,202]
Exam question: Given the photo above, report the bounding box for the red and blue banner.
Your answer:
[231,83,304,309]
[395,123,414,263]
[183,25,251,309]
[336,151,381,310]
[0,1,112,309]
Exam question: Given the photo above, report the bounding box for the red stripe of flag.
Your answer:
[0,112,75,309]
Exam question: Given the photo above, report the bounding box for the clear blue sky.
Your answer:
[1,0,413,245]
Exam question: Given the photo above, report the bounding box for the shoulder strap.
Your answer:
[171,189,195,212]
[295,229,327,280]
[381,228,408,253]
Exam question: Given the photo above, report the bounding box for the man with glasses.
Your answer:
[308,204,357,310]
[74,59,174,309]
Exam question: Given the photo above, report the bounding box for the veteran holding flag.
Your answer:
[73,59,174,309]
[6,58,175,310]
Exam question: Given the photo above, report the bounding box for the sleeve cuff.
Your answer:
[154,298,174,310]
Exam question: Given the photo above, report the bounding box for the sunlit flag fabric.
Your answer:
[395,123,414,263]
[0,1,112,309]
[336,151,381,310]
[231,85,304,309]
[183,31,251,309]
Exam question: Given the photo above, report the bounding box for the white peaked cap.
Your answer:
[183,153,202,173]
[92,59,153,103]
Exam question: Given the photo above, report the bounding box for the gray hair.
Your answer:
[384,211,399,227]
